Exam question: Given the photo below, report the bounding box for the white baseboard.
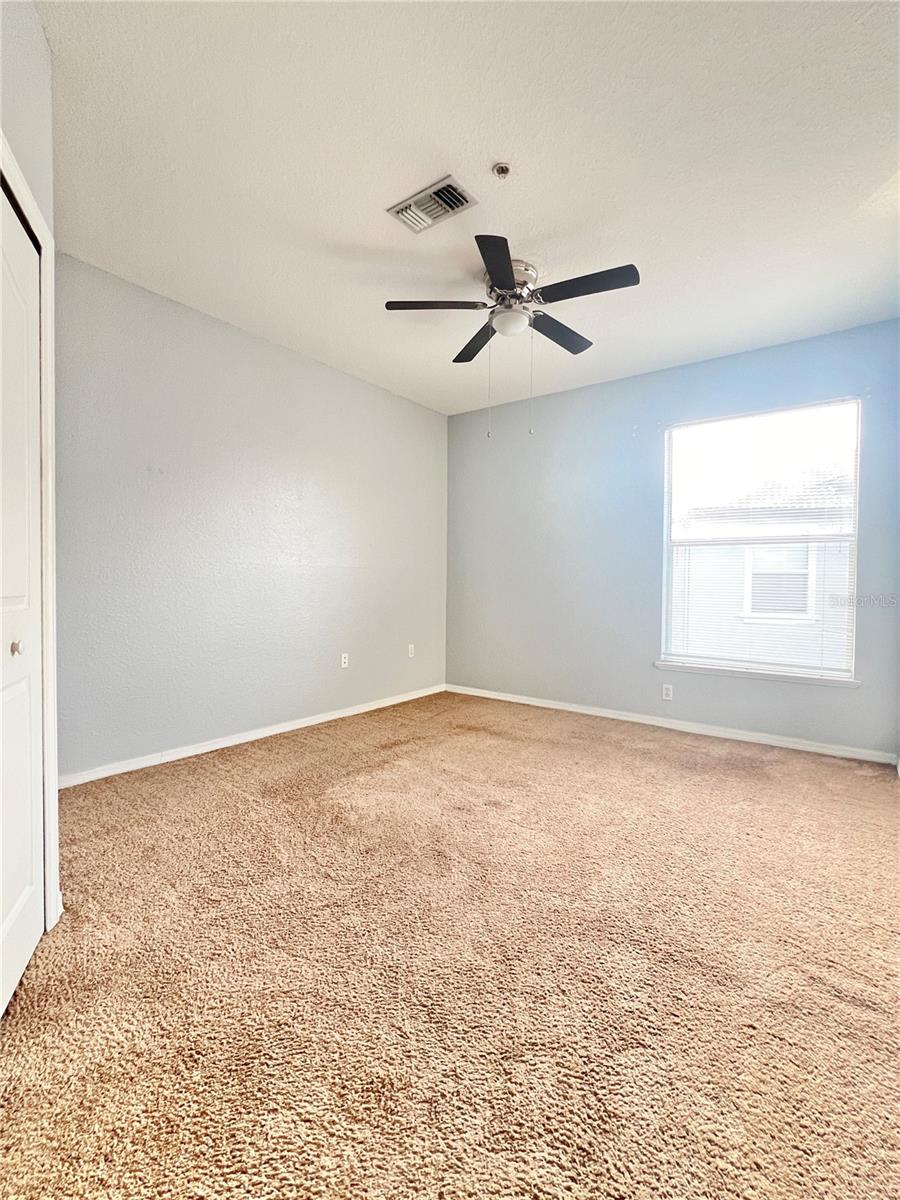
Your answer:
[45,889,64,930]
[59,681,900,787]
[59,685,446,788]
[445,685,898,766]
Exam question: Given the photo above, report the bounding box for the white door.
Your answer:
[1,189,45,1013]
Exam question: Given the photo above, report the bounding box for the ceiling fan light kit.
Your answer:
[385,235,640,362]
[492,308,530,337]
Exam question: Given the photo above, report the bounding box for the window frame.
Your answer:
[658,397,861,684]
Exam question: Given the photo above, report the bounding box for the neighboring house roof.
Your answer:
[686,469,854,525]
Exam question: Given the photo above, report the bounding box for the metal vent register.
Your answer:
[388,176,476,233]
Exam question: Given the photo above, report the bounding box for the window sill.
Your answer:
[653,660,861,688]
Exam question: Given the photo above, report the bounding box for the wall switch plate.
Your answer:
[341,652,349,669]
[408,643,415,658]
[662,683,673,701]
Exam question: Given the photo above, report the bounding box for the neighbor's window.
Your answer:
[743,544,817,620]
[661,399,860,681]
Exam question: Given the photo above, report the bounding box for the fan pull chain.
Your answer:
[486,326,493,439]
[528,320,535,435]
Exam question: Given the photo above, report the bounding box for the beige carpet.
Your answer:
[1,693,897,1199]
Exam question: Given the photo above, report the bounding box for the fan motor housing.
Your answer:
[484,259,538,304]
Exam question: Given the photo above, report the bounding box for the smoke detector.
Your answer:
[388,175,477,234]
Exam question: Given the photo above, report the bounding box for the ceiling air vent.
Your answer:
[388,176,477,233]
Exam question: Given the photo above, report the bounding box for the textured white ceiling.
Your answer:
[39,2,899,415]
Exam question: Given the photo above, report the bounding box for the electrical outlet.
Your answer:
[341,652,349,669]
[662,683,673,701]
[408,643,415,658]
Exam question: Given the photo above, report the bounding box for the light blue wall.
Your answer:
[56,256,447,776]
[447,321,899,756]
[0,1,53,226]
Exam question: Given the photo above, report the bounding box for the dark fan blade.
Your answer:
[385,300,489,310]
[452,321,497,363]
[534,264,640,305]
[475,235,517,292]
[531,311,592,354]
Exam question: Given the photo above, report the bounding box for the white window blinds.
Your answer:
[662,399,860,680]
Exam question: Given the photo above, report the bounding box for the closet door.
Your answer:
[1,187,45,1013]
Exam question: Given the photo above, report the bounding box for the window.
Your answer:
[661,399,859,681]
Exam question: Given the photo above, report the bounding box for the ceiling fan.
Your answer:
[385,235,639,363]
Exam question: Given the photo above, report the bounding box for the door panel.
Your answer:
[1,189,44,1013]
